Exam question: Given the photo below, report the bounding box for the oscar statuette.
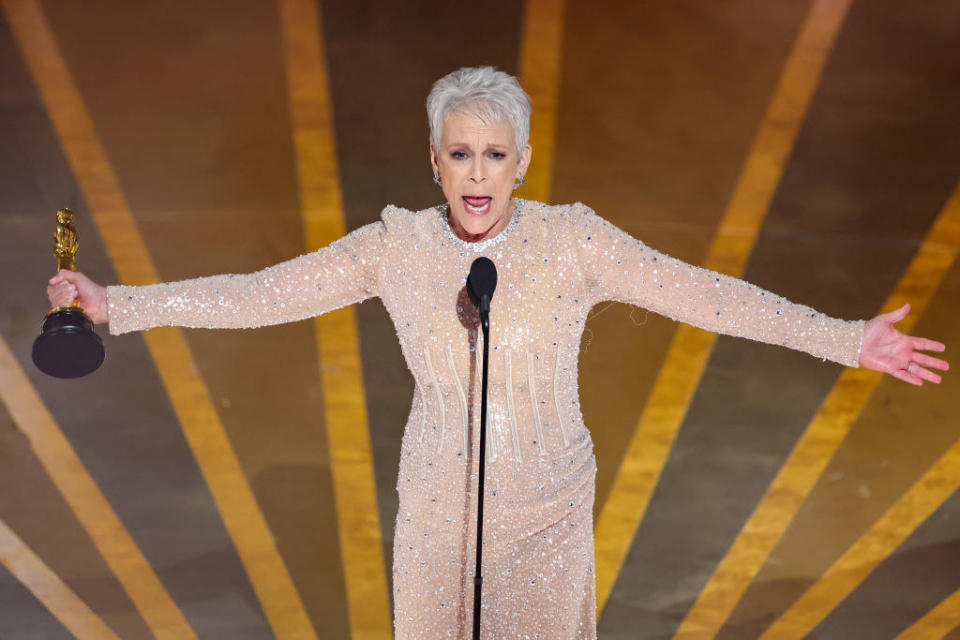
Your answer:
[32,208,105,378]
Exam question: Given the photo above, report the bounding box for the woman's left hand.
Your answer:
[859,303,949,386]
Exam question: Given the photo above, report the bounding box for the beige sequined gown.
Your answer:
[106,200,864,639]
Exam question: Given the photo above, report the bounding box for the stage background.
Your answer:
[1,1,959,638]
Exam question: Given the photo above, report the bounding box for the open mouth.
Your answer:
[462,196,492,215]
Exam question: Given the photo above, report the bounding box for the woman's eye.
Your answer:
[451,151,467,160]
[489,152,506,160]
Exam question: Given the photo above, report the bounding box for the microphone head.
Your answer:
[467,257,497,308]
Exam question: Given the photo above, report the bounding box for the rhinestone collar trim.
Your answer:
[437,198,525,252]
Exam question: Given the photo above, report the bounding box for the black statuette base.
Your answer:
[32,307,104,378]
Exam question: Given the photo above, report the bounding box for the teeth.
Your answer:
[464,199,490,213]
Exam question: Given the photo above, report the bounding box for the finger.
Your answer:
[890,367,923,386]
[885,303,910,323]
[912,365,942,384]
[910,336,946,352]
[53,282,77,304]
[912,353,950,371]
[50,270,76,285]
[906,360,940,384]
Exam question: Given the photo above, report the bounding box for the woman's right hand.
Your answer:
[47,270,108,325]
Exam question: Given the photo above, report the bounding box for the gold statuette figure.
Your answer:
[32,208,105,378]
[54,207,80,271]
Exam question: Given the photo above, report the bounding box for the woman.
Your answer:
[47,67,948,639]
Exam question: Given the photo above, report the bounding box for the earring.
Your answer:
[513,175,526,189]
[433,172,442,186]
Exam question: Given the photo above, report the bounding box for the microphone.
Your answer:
[466,255,497,640]
[466,257,497,320]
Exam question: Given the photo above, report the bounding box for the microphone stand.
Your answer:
[472,293,490,640]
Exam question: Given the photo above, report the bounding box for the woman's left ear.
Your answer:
[519,144,532,175]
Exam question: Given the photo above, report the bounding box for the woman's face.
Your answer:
[431,111,531,242]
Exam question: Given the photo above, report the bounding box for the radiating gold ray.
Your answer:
[594,0,854,616]
[762,440,960,640]
[751,184,960,640]
[0,332,191,639]
[895,588,960,640]
[0,515,122,640]
[276,0,392,637]
[517,0,566,203]
[2,1,317,638]
[712,179,960,638]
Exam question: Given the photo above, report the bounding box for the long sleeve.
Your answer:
[570,203,864,367]
[105,221,384,336]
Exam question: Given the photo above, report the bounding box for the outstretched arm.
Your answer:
[46,221,384,335]
[571,203,948,381]
[859,303,948,385]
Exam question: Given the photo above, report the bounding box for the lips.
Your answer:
[463,196,492,214]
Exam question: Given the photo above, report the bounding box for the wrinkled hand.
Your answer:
[859,303,948,386]
[46,270,108,325]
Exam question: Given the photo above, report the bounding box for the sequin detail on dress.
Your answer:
[416,384,427,447]
[553,344,570,447]
[424,348,445,454]
[527,351,547,456]
[105,199,864,639]
[503,348,523,463]
[446,343,469,453]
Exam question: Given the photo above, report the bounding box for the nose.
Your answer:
[468,158,486,183]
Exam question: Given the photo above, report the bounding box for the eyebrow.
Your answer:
[445,142,511,151]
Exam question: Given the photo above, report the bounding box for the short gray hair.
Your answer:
[426,66,531,156]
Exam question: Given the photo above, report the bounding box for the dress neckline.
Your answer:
[438,198,525,252]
